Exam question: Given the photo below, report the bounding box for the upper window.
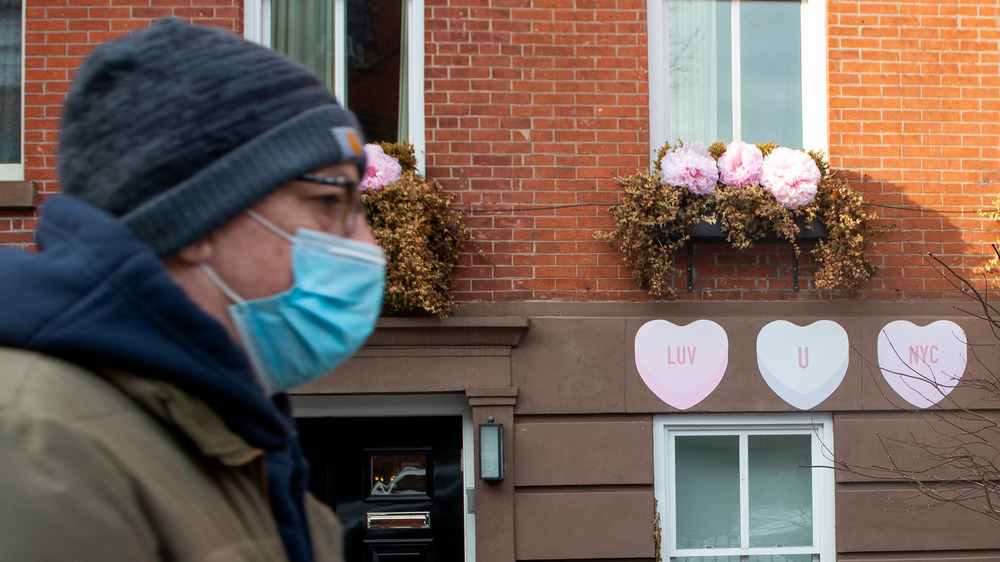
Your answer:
[246,0,424,166]
[653,414,835,561]
[0,0,22,180]
[648,0,827,155]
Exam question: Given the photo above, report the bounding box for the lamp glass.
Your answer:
[479,423,503,480]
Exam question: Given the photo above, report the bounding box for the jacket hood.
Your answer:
[0,195,319,560]
[0,194,292,446]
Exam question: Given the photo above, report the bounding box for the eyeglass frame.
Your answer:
[297,173,366,235]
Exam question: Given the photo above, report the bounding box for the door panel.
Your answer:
[365,538,432,562]
[298,416,464,562]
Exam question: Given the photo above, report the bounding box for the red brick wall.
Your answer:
[423,0,1000,302]
[1,1,243,249]
[4,1,999,303]
[423,0,649,302]
[828,0,1000,300]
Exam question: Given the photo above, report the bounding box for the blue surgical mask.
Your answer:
[202,211,386,394]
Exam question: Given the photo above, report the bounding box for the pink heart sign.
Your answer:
[756,320,849,410]
[634,319,729,410]
[877,320,967,408]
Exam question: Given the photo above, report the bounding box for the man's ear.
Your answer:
[172,237,214,265]
[162,234,237,342]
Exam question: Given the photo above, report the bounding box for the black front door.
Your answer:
[298,416,465,562]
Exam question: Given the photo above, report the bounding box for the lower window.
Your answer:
[654,414,835,561]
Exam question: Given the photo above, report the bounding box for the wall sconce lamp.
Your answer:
[478,416,504,481]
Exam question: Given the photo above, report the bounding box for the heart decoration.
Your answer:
[877,320,967,408]
[634,319,729,410]
[756,320,849,410]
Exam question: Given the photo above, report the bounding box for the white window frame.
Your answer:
[245,0,426,172]
[0,1,24,181]
[646,0,827,163]
[653,413,835,561]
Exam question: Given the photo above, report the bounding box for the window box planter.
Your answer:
[675,216,828,242]
[663,217,829,293]
[598,141,881,300]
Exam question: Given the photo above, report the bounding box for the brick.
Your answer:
[6,0,997,304]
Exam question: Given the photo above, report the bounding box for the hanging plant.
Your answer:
[361,141,470,317]
[597,140,881,300]
[978,200,1000,288]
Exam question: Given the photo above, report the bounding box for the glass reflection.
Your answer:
[675,435,741,549]
[748,435,813,548]
[666,0,803,148]
[739,1,802,148]
[370,454,427,496]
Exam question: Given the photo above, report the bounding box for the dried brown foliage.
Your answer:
[597,141,882,299]
[362,142,470,317]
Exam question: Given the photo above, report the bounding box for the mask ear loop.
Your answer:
[200,264,247,305]
[246,210,296,244]
[200,211,297,306]
[199,262,275,394]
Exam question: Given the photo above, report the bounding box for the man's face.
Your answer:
[205,162,376,302]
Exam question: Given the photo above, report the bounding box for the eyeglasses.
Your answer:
[297,173,365,235]
[298,173,356,187]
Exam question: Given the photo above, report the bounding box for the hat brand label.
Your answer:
[331,127,364,160]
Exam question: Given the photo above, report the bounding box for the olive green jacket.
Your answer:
[0,347,343,561]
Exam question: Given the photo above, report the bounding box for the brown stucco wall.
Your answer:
[309,301,1000,561]
[501,301,987,415]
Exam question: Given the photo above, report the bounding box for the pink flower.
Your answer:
[359,143,402,191]
[717,141,763,189]
[659,141,720,195]
[760,147,821,210]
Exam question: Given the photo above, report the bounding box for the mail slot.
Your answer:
[366,511,431,530]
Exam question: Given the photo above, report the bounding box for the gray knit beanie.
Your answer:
[58,17,366,257]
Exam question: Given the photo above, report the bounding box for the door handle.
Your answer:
[366,511,431,529]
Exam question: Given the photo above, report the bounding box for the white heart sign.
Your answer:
[877,320,967,408]
[634,319,729,410]
[756,320,849,410]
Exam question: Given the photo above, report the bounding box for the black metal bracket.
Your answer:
[672,219,828,293]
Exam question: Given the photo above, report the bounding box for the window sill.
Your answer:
[0,181,38,209]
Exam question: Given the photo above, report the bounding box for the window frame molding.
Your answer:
[652,413,836,561]
[0,0,25,181]
[646,0,828,163]
[244,0,425,173]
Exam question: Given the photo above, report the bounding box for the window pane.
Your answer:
[271,0,403,143]
[0,0,21,164]
[739,1,802,147]
[677,557,740,562]
[748,435,813,548]
[370,454,427,496]
[667,0,803,147]
[347,0,402,142]
[271,0,336,89]
[668,0,732,144]
[749,556,813,562]
[675,435,740,549]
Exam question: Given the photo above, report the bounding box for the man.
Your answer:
[0,17,384,561]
